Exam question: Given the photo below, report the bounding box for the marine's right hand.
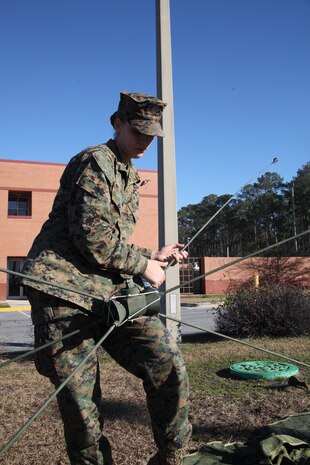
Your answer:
[142,259,167,288]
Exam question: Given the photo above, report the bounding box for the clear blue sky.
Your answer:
[1,0,309,208]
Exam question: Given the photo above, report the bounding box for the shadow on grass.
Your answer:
[192,423,257,442]
[215,367,260,381]
[182,332,223,344]
[100,399,150,425]
[216,367,233,379]
[181,303,200,308]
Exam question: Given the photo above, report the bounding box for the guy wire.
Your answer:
[0,228,309,369]
[0,324,116,457]
[0,229,310,368]
[166,157,278,269]
[0,230,309,456]
[0,315,106,368]
[158,313,310,369]
[167,228,310,294]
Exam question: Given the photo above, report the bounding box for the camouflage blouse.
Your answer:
[21,139,152,310]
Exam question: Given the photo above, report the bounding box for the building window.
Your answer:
[8,191,32,217]
[7,258,26,298]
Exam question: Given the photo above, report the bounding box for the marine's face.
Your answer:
[115,119,154,164]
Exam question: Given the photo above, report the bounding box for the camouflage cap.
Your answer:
[111,91,167,137]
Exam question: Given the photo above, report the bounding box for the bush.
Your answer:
[215,285,310,338]
[0,302,10,308]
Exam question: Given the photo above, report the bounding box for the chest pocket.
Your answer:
[116,180,140,240]
[76,155,140,239]
[75,163,116,224]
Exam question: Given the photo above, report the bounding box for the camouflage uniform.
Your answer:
[22,92,191,465]
[22,138,152,309]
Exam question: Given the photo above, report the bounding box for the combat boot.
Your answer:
[147,449,183,465]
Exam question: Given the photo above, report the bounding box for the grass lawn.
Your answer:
[0,335,309,465]
[181,294,224,304]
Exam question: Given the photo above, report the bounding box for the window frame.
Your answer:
[7,190,32,218]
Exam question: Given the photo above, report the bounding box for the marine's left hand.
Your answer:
[151,243,188,264]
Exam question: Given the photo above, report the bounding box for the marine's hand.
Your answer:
[142,259,167,288]
[152,243,188,264]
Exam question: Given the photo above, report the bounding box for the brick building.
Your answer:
[0,159,158,301]
[2,159,308,300]
[202,256,310,293]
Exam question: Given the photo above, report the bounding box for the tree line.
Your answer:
[178,162,310,257]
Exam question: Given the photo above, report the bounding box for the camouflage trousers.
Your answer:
[27,289,191,465]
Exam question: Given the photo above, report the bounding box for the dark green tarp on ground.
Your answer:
[184,412,310,464]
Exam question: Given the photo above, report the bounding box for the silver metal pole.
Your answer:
[156,0,181,341]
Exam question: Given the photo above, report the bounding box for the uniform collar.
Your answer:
[106,139,140,185]
[106,139,127,168]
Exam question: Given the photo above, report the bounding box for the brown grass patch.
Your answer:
[0,337,309,464]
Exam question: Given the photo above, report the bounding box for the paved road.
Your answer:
[0,301,218,353]
[179,304,217,336]
[0,302,33,353]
